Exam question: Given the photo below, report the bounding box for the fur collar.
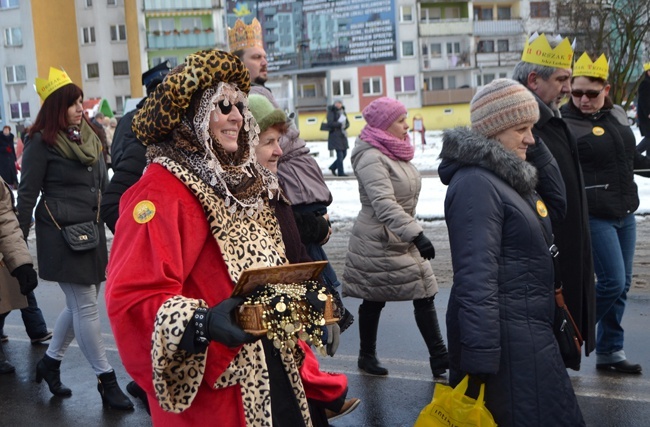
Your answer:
[439,127,538,196]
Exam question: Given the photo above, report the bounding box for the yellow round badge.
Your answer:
[592,126,605,136]
[133,200,156,224]
[536,200,548,218]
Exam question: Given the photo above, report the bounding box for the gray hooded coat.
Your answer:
[439,127,584,427]
[342,138,437,301]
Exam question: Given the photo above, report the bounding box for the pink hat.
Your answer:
[362,97,407,131]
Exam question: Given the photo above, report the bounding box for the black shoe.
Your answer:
[126,381,151,415]
[31,331,53,345]
[0,360,15,374]
[325,398,361,421]
[358,351,388,376]
[98,371,134,410]
[329,166,337,176]
[596,360,642,374]
[338,173,348,177]
[35,355,72,396]
[1,334,8,343]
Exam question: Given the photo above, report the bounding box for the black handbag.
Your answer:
[44,192,101,252]
[554,287,583,370]
[320,121,329,131]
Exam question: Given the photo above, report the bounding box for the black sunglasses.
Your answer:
[216,100,245,115]
[571,88,604,99]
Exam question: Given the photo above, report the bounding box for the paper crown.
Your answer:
[644,62,650,72]
[35,67,74,101]
[521,33,574,69]
[228,18,263,52]
[573,52,609,80]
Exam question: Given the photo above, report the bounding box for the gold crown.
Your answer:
[228,18,263,52]
[573,52,609,80]
[35,67,74,101]
[644,62,650,72]
[521,33,574,69]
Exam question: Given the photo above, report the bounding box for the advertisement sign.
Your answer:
[227,0,397,73]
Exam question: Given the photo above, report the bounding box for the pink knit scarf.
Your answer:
[360,126,414,161]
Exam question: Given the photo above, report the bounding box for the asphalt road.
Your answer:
[2,218,650,426]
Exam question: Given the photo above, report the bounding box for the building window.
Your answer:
[421,7,441,22]
[497,7,511,20]
[497,39,509,52]
[445,7,460,19]
[4,27,22,46]
[113,61,129,76]
[10,102,30,120]
[362,77,382,96]
[5,65,26,84]
[400,6,413,22]
[333,79,352,97]
[448,75,457,89]
[115,95,130,115]
[446,42,460,55]
[149,18,175,34]
[474,7,493,21]
[81,27,96,44]
[402,41,415,57]
[0,0,19,9]
[530,2,550,18]
[299,83,317,98]
[394,76,416,93]
[478,40,495,53]
[110,24,126,42]
[180,17,202,33]
[107,0,116,5]
[429,43,442,57]
[86,63,99,79]
[85,0,92,6]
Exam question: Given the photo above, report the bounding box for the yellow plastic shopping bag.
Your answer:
[414,375,497,427]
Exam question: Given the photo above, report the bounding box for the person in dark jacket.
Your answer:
[0,126,18,189]
[18,68,132,409]
[326,100,350,176]
[635,63,650,154]
[513,33,596,366]
[100,61,171,233]
[440,78,584,427]
[561,53,650,374]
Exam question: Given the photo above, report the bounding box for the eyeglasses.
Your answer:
[216,100,245,115]
[570,88,604,99]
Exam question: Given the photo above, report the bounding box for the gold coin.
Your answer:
[317,293,328,301]
[284,323,295,333]
[275,302,287,312]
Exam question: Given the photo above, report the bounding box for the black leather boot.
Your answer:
[357,302,388,376]
[0,342,15,374]
[414,297,449,378]
[97,371,134,410]
[35,354,72,396]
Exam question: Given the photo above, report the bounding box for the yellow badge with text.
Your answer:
[536,200,548,218]
[592,126,605,136]
[133,200,156,224]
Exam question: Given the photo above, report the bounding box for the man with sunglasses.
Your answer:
[512,33,596,369]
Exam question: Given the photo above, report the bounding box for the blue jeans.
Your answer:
[329,149,347,176]
[0,291,49,339]
[590,214,636,364]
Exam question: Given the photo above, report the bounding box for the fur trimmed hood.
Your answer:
[438,127,538,196]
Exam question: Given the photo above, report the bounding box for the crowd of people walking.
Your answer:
[1,20,649,427]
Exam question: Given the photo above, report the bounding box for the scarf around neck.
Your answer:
[360,125,414,161]
[54,119,102,165]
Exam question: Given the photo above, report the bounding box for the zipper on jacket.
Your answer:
[585,184,609,190]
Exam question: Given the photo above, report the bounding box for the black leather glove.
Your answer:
[413,232,435,260]
[206,297,258,348]
[467,374,490,399]
[12,264,38,295]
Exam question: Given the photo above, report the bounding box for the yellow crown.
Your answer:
[35,67,74,101]
[644,62,650,72]
[228,18,263,52]
[573,52,609,80]
[521,33,574,69]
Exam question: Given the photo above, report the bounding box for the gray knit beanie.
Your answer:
[470,79,539,138]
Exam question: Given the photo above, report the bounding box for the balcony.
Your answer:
[475,51,521,68]
[422,87,477,106]
[147,31,216,49]
[294,96,328,111]
[422,53,472,71]
[144,0,215,10]
[419,19,472,37]
[473,19,523,36]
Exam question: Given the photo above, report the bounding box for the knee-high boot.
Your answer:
[0,341,15,374]
[414,298,449,378]
[357,302,388,376]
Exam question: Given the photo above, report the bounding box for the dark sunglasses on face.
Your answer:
[571,88,604,99]
[217,100,245,115]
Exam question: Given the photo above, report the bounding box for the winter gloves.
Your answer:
[413,232,436,260]
[206,297,257,348]
[12,264,38,295]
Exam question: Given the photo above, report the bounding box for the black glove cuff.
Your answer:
[194,307,210,345]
